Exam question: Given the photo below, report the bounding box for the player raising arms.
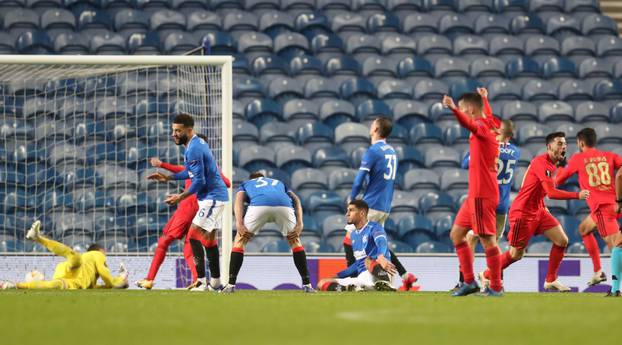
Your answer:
[442,92,503,297]
[222,172,314,293]
[555,128,622,294]
[1,221,128,290]
[318,200,397,292]
[344,117,417,291]
[481,132,589,292]
[148,114,229,291]
[136,143,231,289]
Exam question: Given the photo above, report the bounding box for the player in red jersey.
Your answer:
[442,92,504,296]
[136,149,231,290]
[555,128,622,290]
[481,132,589,292]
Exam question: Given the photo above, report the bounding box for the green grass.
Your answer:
[0,290,618,345]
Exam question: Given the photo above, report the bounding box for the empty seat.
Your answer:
[511,14,545,35]
[312,147,349,172]
[328,169,358,198]
[54,32,89,54]
[290,55,323,77]
[425,147,461,169]
[488,79,522,101]
[245,98,283,127]
[416,34,452,55]
[393,100,429,127]
[283,99,319,123]
[16,31,53,54]
[251,55,289,76]
[546,13,581,37]
[414,79,449,100]
[538,101,575,123]
[377,79,413,99]
[162,32,196,54]
[575,101,609,123]
[594,80,622,101]
[410,123,443,145]
[274,32,309,59]
[522,79,558,101]
[267,77,304,102]
[474,14,510,34]
[434,57,469,78]
[541,57,576,79]
[335,122,369,154]
[186,10,221,32]
[340,77,377,103]
[403,169,440,190]
[4,9,40,31]
[577,58,613,79]
[355,99,392,122]
[322,214,347,238]
[319,99,356,128]
[237,31,272,56]
[202,31,236,54]
[78,9,113,31]
[419,191,454,215]
[311,33,345,56]
[291,168,328,198]
[439,13,474,36]
[233,120,259,149]
[597,36,622,57]
[506,57,540,79]
[558,80,593,102]
[331,13,366,33]
[223,10,258,33]
[90,33,126,54]
[324,55,360,76]
[398,57,434,78]
[489,34,524,57]
[582,14,618,36]
[259,121,296,148]
[561,36,596,57]
[470,57,506,79]
[402,12,439,34]
[238,145,276,171]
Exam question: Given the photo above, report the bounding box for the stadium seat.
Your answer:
[501,101,538,124]
[518,123,552,146]
[238,145,277,172]
[367,12,400,34]
[252,55,288,77]
[90,33,126,54]
[527,241,552,254]
[340,77,377,104]
[291,168,328,200]
[222,10,258,33]
[328,169,358,198]
[566,0,599,13]
[245,98,283,128]
[114,9,148,35]
[295,12,331,38]
[448,78,484,100]
[511,15,545,35]
[522,79,558,101]
[283,99,319,124]
[487,80,522,101]
[276,146,312,175]
[290,55,323,77]
[16,31,53,54]
[307,191,344,220]
[474,14,511,35]
[319,99,356,128]
[377,79,413,100]
[331,13,366,34]
[127,32,161,54]
[597,36,622,57]
[78,9,113,31]
[381,33,416,58]
[310,33,345,58]
[186,10,221,33]
[4,9,40,32]
[439,13,474,37]
[439,168,469,191]
[610,103,622,123]
[414,79,449,101]
[201,31,236,55]
[259,121,296,149]
[489,34,524,57]
[416,241,452,253]
[434,57,469,78]
[274,32,309,59]
[322,214,347,240]
[392,100,429,128]
[403,169,440,191]
[324,55,360,77]
[268,77,304,103]
[233,121,259,151]
[234,76,266,99]
[402,12,439,34]
[595,80,622,101]
[469,57,506,80]
[593,123,622,144]
[53,32,88,54]
[258,11,295,38]
[582,14,618,36]
[261,239,291,253]
[561,36,596,57]
[361,56,398,78]
[397,57,434,79]
[313,147,350,174]
[558,80,593,102]
[409,123,444,146]
[419,191,454,215]
[577,58,613,79]
[506,57,540,79]
[546,13,581,38]
[416,34,453,56]
[541,57,577,79]
[237,31,273,58]
[453,35,488,57]
[398,215,434,244]
[355,99,392,122]
[425,147,461,169]
[245,0,280,11]
[575,101,609,123]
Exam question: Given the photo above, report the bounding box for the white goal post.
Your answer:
[0,54,233,281]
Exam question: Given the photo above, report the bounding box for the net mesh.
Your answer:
[0,62,224,255]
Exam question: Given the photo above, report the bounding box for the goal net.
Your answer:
[0,55,233,284]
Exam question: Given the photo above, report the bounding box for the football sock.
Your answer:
[344,243,355,267]
[292,246,310,285]
[16,280,64,289]
[389,250,407,276]
[204,241,220,281]
[455,242,474,284]
[500,250,517,269]
[189,239,206,279]
[147,235,174,281]
[546,244,566,283]
[37,236,80,268]
[370,262,390,282]
[458,269,464,283]
[485,246,502,292]
[611,247,621,293]
[183,237,198,281]
[228,248,244,285]
[582,233,601,272]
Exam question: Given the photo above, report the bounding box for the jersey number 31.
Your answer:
[384,154,397,180]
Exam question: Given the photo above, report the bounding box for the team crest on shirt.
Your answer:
[362,236,368,244]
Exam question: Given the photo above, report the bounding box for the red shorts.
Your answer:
[454,197,498,236]
[162,206,197,240]
[507,208,560,249]
[590,203,622,238]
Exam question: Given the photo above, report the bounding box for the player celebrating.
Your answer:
[0,221,128,290]
[148,114,229,291]
[481,132,589,292]
[136,149,231,290]
[222,172,314,293]
[318,200,397,292]
[442,92,503,297]
[344,116,417,291]
[555,128,622,293]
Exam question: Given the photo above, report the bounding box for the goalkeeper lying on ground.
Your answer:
[0,221,129,290]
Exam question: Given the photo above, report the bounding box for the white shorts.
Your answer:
[244,206,296,236]
[336,270,400,290]
[192,200,226,232]
[368,209,389,226]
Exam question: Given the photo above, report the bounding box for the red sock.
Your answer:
[546,244,566,283]
[455,242,474,283]
[183,236,198,281]
[582,233,602,272]
[484,251,517,280]
[485,246,502,292]
[146,235,175,281]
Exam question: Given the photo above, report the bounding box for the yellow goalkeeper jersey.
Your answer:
[52,251,126,289]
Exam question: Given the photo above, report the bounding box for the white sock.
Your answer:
[210,277,221,287]
[198,277,207,284]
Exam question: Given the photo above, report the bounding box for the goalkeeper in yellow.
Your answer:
[0,220,129,290]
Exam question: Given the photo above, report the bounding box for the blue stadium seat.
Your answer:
[0,32,15,53]
[259,121,296,149]
[162,32,197,54]
[340,77,377,103]
[267,77,304,103]
[16,31,53,54]
[402,12,440,34]
[434,57,469,78]
[304,77,341,99]
[41,9,76,35]
[453,35,488,56]
[448,78,484,100]
[276,146,312,175]
[238,145,276,172]
[282,0,315,11]
[283,99,319,123]
[444,123,470,145]
[311,148,349,177]
[597,36,622,57]
[575,101,609,123]
[541,57,577,79]
[362,56,398,78]
[237,31,272,57]
[335,122,369,154]
[566,0,599,13]
[397,57,434,78]
[489,34,524,57]
[377,79,413,99]
[529,0,563,12]
[416,241,452,253]
[506,57,540,79]
[423,0,455,11]
[577,58,613,79]
[232,167,249,188]
[171,0,207,11]
[439,13,474,37]
[261,239,291,253]
[331,13,366,34]
[495,0,529,13]
[561,36,596,57]
[394,146,424,175]
[290,55,323,77]
[522,79,558,101]
[54,32,89,54]
[295,12,331,38]
[511,14,545,35]
[4,9,39,33]
[291,168,328,200]
[353,0,386,11]
[416,34,453,55]
[398,216,435,248]
[274,31,309,59]
[245,98,283,128]
[345,33,381,58]
[252,55,289,77]
[367,12,400,33]
[487,80,522,101]
[127,31,161,54]
[558,80,593,101]
[322,214,347,239]
[474,14,510,34]
[77,9,113,31]
[381,33,416,58]
[546,13,581,38]
[518,123,552,146]
[324,55,360,76]
[419,191,454,215]
[202,31,236,54]
[581,14,618,36]
[458,0,493,11]
[114,9,148,34]
[392,100,429,127]
[232,54,250,76]
[234,76,266,99]
[186,10,221,33]
[594,80,622,101]
[425,147,461,169]
[233,121,259,150]
[318,0,351,10]
[310,33,345,57]
[387,0,422,11]
[538,101,575,123]
[403,169,440,190]
[410,123,444,145]
[469,57,506,79]
[413,79,448,100]
[524,35,560,56]
[319,99,356,128]
[610,103,622,123]
[222,10,258,33]
[355,99,392,122]
[258,11,295,38]
[593,123,622,144]
[90,33,126,54]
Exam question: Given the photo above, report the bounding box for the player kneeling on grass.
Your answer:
[317,200,398,292]
[0,221,128,290]
[222,172,314,293]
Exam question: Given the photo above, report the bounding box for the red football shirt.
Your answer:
[160,162,231,211]
[451,107,499,200]
[556,148,622,210]
[511,153,579,215]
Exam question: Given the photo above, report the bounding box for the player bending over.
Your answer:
[556,128,622,295]
[223,172,314,293]
[137,147,231,289]
[318,200,397,292]
[344,116,417,291]
[0,221,128,290]
[442,92,504,297]
[481,132,589,292]
[454,89,520,289]
[148,114,229,291]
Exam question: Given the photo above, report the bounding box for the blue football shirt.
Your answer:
[355,140,397,213]
[238,177,293,208]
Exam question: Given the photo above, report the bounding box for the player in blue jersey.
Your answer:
[148,113,229,291]
[343,117,417,291]
[318,200,397,291]
[222,171,314,293]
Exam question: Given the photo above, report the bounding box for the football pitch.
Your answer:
[0,290,618,345]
